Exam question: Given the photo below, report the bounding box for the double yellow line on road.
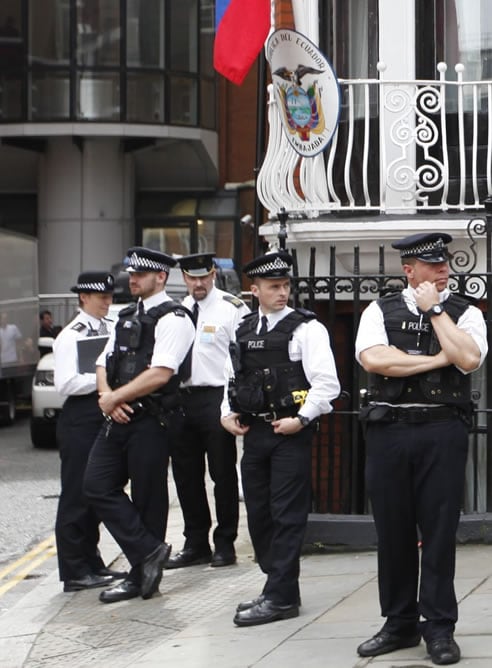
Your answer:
[0,535,56,598]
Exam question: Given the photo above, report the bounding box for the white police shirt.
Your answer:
[182,286,250,388]
[53,310,114,397]
[221,305,341,421]
[97,290,195,375]
[355,286,488,373]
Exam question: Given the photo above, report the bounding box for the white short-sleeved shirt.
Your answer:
[97,290,195,375]
[182,286,250,387]
[355,286,488,373]
[221,305,341,421]
[53,310,114,397]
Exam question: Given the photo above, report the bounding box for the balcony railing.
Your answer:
[257,62,492,219]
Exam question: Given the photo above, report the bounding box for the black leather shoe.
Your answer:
[357,630,421,657]
[236,594,301,612]
[164,548,212,569]
[233,600,299,627]
[236,594,265,612]
[99,578,141,604]
[95,567,128,579]
[426,636,461,665]
[141,542,172,599]
[63,573,113,592]
[210,550,236,567]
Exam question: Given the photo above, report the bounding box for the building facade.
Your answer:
[0,0,258,293]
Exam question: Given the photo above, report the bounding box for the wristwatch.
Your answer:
[297,415,311,428]
[424,303,444,317]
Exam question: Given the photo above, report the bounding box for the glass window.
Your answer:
[169,0,198,72]
[76,72,120,120]
[76,0,120,67]
[198,219,234,256]
[127,73,163,123]
[442,0,492,80]
[127,0,164,67]
[169,76,197,125]
[30,72,70,120]
[200,0,214,75]
[29,0,70,65]
[0,3,23,69]
[200,79,215,129]
[0,72,22,120]
[143,224,192,255]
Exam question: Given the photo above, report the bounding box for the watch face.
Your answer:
[432,304,443,315]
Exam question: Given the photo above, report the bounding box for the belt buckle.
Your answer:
[262,411,277,422]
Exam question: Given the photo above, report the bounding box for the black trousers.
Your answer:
[241,420,313,606]
[84,413,171,584]
[171,387,238,552]
[365,417,469,641]
[55,393,106,582]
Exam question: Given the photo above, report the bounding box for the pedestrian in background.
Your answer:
[84,247,195,604]
[166,253,250,570]
[54,271,125,592]
[221,251,340,627]
[355,233,487,666]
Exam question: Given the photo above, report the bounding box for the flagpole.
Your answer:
[253,49,267,257]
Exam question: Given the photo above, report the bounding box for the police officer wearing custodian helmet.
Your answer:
[83,247,195,604]
[54,271,126,592]
[355,233,487,666]
[221,251,340,627]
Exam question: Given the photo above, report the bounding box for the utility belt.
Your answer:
[119,395,182,427]
[181,385,223,395]
[360,404,468,425]
[241,408,299,424]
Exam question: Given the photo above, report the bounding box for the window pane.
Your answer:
[127,73,163,123]
[127,0,164,67]
[30,0,70,65]
[169,76,197,125]
[76,0,120,67]
[200,0,214,75]
[0,4,23,70]
[169,0,198,72]
[143,225,191,255]
[443,0,492,79]
[77,72,120,120]
[30,72,70,120]
[0,72,22,120]
[200,79,215,129]
[199,220,234,257]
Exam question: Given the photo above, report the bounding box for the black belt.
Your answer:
[246,409,297,423]
[181,386,223,394]
[386,406,463,423]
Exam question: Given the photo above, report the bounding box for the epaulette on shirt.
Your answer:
[223,294,245,308]
[71,322,86,333]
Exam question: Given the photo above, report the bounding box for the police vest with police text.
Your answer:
[368,292,472,406]
[231,309,314,414]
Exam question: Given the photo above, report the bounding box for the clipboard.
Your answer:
[77,336,109,373]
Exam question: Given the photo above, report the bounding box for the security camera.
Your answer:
[240,214,254,228]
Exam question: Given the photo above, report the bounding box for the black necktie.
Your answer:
[192,302,199,325]
[259,315,268,335]
[138,301,145,317]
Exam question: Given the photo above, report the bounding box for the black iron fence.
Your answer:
[286,209,492,516]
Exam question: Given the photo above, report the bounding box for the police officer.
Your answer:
[54,271,126,592]
[355,233,487,665]
[221,251,340,627]
[166,253,250,570]
[83,247,195,604]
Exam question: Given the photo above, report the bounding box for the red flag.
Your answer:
[214,0,270,86]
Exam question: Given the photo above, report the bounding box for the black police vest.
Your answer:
[107,301,193,397]
[368,292,472,406]
[231,309,315,414]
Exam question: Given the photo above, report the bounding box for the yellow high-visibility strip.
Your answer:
[0,535,57,597]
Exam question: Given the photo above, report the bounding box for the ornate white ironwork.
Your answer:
[257,61,492,218]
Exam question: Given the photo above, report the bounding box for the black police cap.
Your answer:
[70,271,115,294]
[125,246,176,273]
[179,252,216,277]
[243,251,293,278]
[392,232,453,263]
